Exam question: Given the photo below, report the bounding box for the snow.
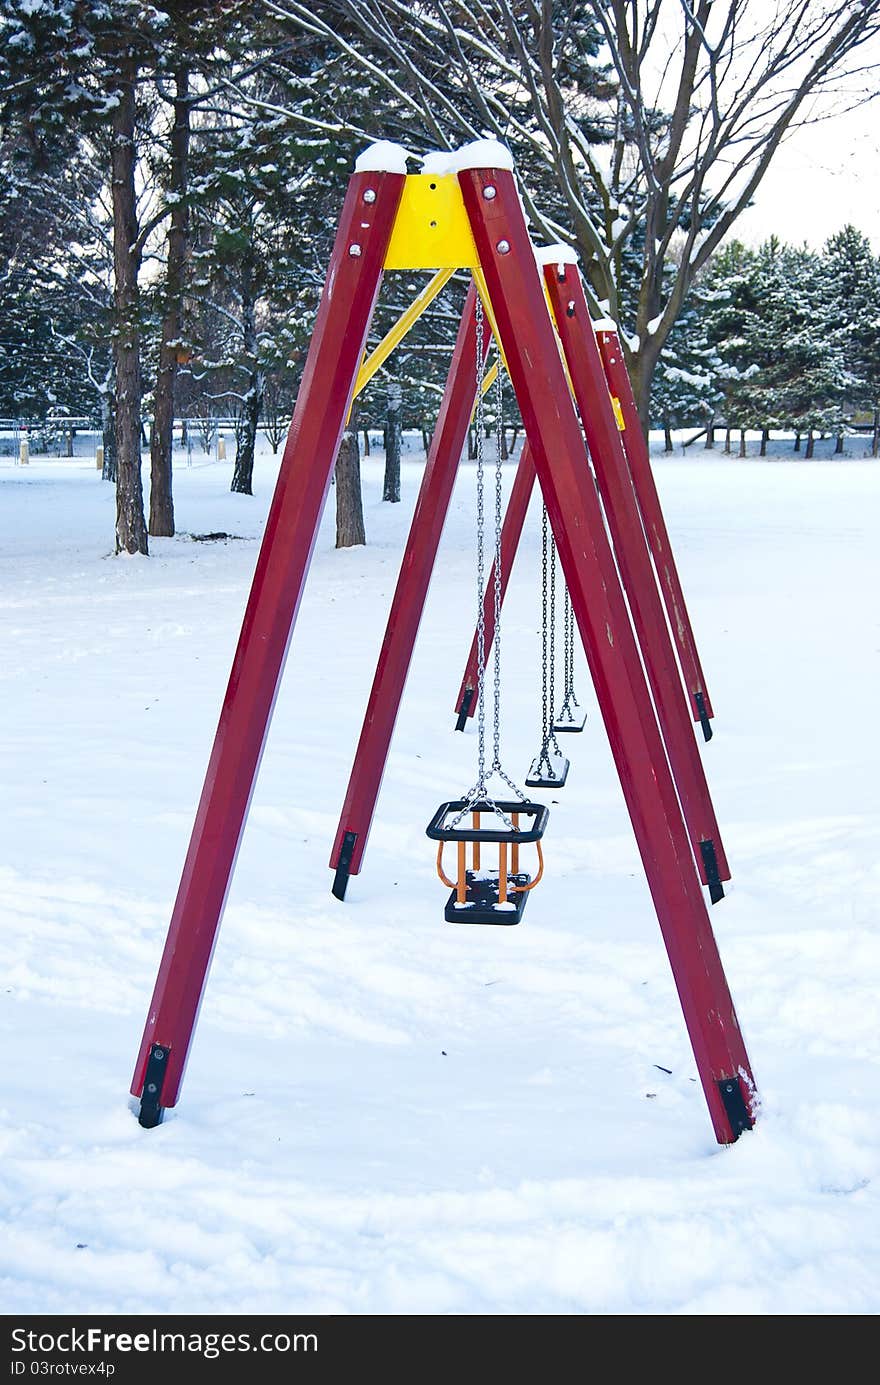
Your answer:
[421,140,515,175]
[353,141,411,175]
[533,243,579,267]
[592,319,619,335]
[2,432,880,1314]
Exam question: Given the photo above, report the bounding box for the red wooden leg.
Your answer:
[595,326,715,734]
[131,170,405,1121]
[329,283,490,894]
[460,167,755,1144]
[544,267,729,891]
[454,440,537,727]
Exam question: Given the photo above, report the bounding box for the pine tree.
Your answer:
[823,226,880,456]
[650,283,723,451]
[1,0,171,552]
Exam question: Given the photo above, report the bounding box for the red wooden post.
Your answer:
[329,284,489,895]
[595,325,715,736]
[453,440,537,727]
[130,170,405,1122]
[459,166,755,1143]
[545,266,729,892]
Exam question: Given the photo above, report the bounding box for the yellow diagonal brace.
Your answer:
[352,267,455,401]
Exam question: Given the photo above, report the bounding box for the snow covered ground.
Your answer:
[1,431,879,1315]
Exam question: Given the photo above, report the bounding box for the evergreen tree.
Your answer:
[1,0,170,552]
[823,226,880,456]
[650,282,723,451]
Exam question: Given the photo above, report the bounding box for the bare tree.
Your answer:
[267,0,880,425]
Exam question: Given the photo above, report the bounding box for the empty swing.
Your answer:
[426,296,548,926]
[526,507,570,788]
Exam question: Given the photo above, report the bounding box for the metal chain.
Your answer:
[534,516,562,776]
[548,534,557,730]
[453,309,524,828]
[490,353,526,803]
[473,295,487,799]
[534,523,559,775]
[567,587,580,711]
[563,587,572,699]
[555,579,581,728]
[539,506,548,743]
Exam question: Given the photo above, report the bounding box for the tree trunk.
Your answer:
[111,54,147,555]
[760,429,769,457]
[362,428,370,456]
[872,409,879,458]
[834,432,844,454]
[101,390,117,482]
[383,377,402,502]
[149,64,190,537]
[805,430,815,458]
[231,374,262,495]
[230,274,262,495]
[724,427,731,454]
[706,420,715,449]
[335,416,365,548]
[663,417,673,453]
[794,432,801,452]
[739,429,747,458]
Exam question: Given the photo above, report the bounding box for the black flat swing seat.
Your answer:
[553,702,587,733]
[426,799,549,925]
[525,750,569,788]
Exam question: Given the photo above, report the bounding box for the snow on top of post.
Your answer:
[534,243,580,267]
[420,139,515,175]
[354,141,411,174]
[592,318,619,334]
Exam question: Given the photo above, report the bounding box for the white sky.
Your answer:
[733,96,880,253]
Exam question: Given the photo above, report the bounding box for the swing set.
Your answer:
[131,142,757,1146]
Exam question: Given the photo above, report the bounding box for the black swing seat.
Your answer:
[427,799,549,926]
[525,752,569,788]
[553,706,587,733]
[442,868,533,925]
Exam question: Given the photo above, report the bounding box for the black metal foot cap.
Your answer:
[455,687,475,732]
[699,838,724,904]
[717,1076,754,1139]
[695,691,713,742]
[331,830,357,901]
[138,1043,169,1129]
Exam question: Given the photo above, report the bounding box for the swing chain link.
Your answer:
[453,292,524,830]
[473,294,487,799]
[490,349,526,803]
[555,580,581,725]
[535,506,561,775]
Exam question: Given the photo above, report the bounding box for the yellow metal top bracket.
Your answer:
[383,174,479,271]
